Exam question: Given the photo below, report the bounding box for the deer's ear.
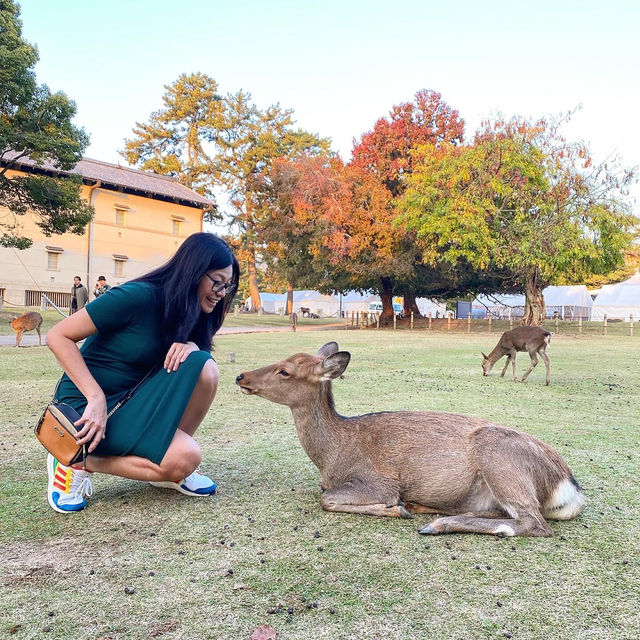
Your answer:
[319,352,350,380]
[481,352,488,360]
[317,342,339,358]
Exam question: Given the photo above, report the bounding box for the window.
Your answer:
[112,253,129,277]
[171,215,186,235]
[114,203,132,226]
[45,245,63,270]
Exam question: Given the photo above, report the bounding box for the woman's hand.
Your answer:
[164,341,199,372]
[74,394,108,453]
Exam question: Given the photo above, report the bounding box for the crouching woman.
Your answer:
[44,233,240,513]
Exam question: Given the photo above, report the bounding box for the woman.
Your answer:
[45,233,240,513]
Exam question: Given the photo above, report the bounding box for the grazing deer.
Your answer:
[290,312,298,332]
[482,326,551,385]
[10,311,43,347]
[299,306,311,318]
[236,342,584,537]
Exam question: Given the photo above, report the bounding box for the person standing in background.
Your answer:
[70,276,89,315]
[93,276,111,298]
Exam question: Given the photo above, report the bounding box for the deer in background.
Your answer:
[236,341,583,537]
[482,325,551,385]
[290,312,298,332]
[10,311,43,347]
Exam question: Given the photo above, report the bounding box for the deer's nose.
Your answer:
[235,374,244,384]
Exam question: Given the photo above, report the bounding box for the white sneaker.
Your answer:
[46,453,93,513]
[149,470,217,496]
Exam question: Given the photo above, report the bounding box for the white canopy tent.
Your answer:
[590,272,640,321]
[473,285,593,319]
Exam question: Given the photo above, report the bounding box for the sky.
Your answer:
[16,0,640,206]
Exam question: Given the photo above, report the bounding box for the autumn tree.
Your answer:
[350,89,465,317]
[398,114,638,325]
[0,0,92,248]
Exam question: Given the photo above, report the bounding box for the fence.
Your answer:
[25,289,71,309]
[344,310,636,337]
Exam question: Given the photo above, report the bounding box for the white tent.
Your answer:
[244,292,282,313]
[590,272,640,321]
[416,298,447,317]
[474,285,593,319]
[290,290,339,317]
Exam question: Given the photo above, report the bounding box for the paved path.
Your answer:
[0,322,347,347]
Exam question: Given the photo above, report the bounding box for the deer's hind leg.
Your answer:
[520,350,539,382]
[419,439,552,537]
[321,480,413,519]
[539,348,550,385]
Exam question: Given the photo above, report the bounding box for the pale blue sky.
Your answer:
[17,0,640,204]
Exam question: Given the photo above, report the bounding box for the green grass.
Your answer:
[1,329,638,639]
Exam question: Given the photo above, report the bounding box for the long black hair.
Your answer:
[132,233,240,352]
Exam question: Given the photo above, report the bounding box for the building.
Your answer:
[0,155,215,309]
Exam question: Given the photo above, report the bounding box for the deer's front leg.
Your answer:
[500,356,511,377]
[320,482,412,519]
[509,350,518,381]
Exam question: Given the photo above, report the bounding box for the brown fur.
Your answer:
[290,312,298,332]
[299,307,311,318]
[10,311,43,347]
[236,341,584,537]
[482,326,551,385]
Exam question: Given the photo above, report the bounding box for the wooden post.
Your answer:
[393,313,397,330]
[376,312,380,329]
[428,312,432,330]
[447,312,451,331]
[488,315,492,333]
[578,316,583,334]
[630,315,634,337]
[509,314,513,330]
[555,315,559,334]
[604,314,608,336]
[410,311,414,329]
[467,313,471,334]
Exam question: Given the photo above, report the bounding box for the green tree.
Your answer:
[399,114,638,324]
[123,77,330,310]
[121,72,224,199]
[0,0,92,249]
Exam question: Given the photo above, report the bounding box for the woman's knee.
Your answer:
[198,357,219,394]
[159,437,202,481]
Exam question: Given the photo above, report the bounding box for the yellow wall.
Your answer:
[0,169,204,307]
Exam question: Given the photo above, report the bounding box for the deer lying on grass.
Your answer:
[236,342,584,537]
[10,311,43,347]
[482,326,551,385]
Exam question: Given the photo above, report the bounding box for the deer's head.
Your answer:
[236,342,351,408]
[481,352,493,376]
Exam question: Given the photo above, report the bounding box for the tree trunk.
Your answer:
[286,283,294,315]
[380,276,394,321]
[521,268,546,326]
[245,199,261,312]
[403,290,422,318]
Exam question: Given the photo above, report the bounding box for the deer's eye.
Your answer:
[277,370,290,378]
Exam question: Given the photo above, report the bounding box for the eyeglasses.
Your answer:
[203,273,237,295]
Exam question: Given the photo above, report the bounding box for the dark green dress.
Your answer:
[56,282,212,464]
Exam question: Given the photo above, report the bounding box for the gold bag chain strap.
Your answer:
[51,364,161,468]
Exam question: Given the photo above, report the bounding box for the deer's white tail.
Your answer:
[542,477,584,520]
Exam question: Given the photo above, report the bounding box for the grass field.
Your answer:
[1,329,638,639]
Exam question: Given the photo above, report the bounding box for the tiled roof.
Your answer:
[2,152,214,209]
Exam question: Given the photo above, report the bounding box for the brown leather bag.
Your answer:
[35,402,85,466]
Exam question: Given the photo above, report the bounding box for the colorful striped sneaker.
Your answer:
[149,470,217,496]
[46,454,93,513]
